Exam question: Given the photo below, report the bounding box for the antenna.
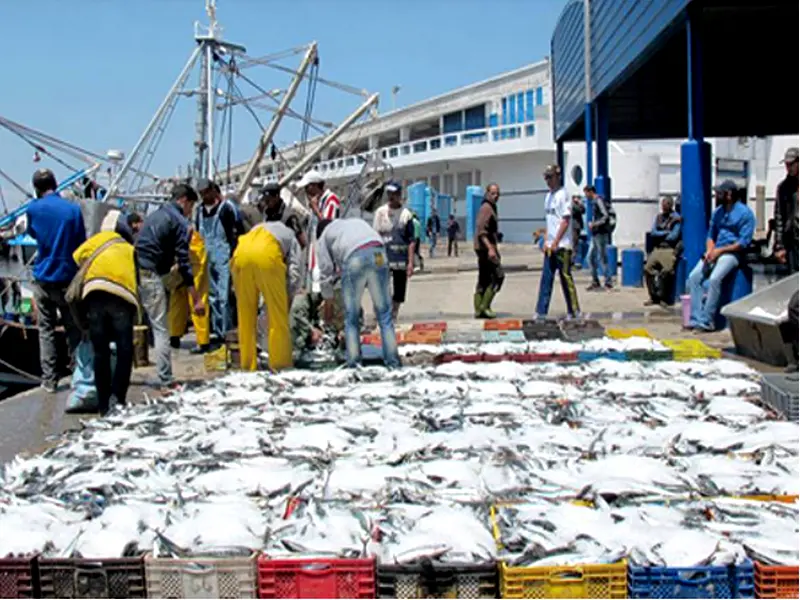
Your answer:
[206,0,219,39]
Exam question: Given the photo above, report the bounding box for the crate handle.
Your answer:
[299,563,334,575]
[548,568,584,582]
[676,571,712,585]
[181,563,218,575]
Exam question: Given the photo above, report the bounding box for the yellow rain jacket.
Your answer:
[72,231,138,307]
[168,230,210,345]
[231,226,291,372]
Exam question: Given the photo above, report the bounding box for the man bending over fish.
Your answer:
[231,220,300,372]
[315,218,401,369]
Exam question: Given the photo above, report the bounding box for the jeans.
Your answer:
[208,258,232,339]
[429,233,437,257]
[32,281,81,386]
[85,291,135,411]
[687,254,739,330]
[341,245,400,368]
[589,231,611,286]
[535,248,580,318]
[139,269,172,385]
[447,237,458,257]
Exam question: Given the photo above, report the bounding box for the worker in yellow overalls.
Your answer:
[230,225,292,372]
[168,228,211,353]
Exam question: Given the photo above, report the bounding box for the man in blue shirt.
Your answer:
[135,183,203,388]
[644,196,682,307]
[686,180,755,332]
[26,169,87,393]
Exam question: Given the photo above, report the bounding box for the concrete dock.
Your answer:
[0,245,773,464]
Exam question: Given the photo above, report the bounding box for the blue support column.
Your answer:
[593,96,612,206]
[680,13,712,279]
[556,140,565,176]
[582,104,594,268]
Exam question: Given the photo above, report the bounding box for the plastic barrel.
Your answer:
[465,186,483,241]
[606,244,618,282]
[621,248,645,287]
[673,257,688,300]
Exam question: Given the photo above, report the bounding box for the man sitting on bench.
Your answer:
[686,180,755,332]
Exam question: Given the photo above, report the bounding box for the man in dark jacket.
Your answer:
[571,195,585,269]
[584,185,615,290]
[474,183,504,319]
[426,209,441,258]
[446,214,460,257]
[773,147,798,275]
[135,183,203,388]
[25,169,87,393]
[644,196,682,307]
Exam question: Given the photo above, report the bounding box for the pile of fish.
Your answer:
[0,344,798,567]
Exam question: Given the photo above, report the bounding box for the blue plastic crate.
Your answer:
[628,560,755,599]
[577,350,628,362]
[482,330,526,343]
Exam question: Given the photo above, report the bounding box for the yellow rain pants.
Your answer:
[231,226,291,372]
[168,230,210,345]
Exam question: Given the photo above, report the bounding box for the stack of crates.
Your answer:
[662,339,722,360]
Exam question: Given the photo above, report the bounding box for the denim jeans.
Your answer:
[341,245,400,368]
[589,232,611,286]
[32,280,82,386]
[535,248,580,318]
[687,254,739,330]
[139,269,172,385]
[429,233,437,257]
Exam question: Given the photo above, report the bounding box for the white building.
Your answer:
[227,60,797,245]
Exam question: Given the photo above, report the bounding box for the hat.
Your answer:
[781,147,799,164]
[385,180,402,194]
[543,164,561,176]
[715,179,739,193]
[259,182,282,197]
[195,177,215,192]
[297,170,324,188]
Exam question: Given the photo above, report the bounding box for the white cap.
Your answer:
[297,170,324,188]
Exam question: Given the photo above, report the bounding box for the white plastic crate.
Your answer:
[144,553,257,599]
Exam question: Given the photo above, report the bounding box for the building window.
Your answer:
[430,138,441,150]
[525,124,535,137]
[412,141,427,153]
[401,145,410,155]
[571,165,584,187]
[389,147,399,158]
[345,157,355,166]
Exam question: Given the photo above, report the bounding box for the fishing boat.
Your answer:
[0,0,385,399]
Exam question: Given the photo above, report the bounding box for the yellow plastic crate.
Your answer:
[661,339,722,360]
[490,505,626,598]
[606,327,652,339]
[499,561,627,599]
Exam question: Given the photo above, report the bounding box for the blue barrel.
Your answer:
[715,264,754,330]
[606,244,618,282]
[621,248,645,287]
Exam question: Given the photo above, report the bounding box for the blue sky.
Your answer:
[0,0,565,207]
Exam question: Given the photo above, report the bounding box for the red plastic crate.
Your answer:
[410,321,447,332]
[0,555,37,599]
[755,562,799,599]
[482,353,510,362]
[257,557,375,598]
[514,351,579,363]
[484,319,522,331]
[361,334,381,346]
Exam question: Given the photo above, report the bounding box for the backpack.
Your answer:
[603,197,617,234]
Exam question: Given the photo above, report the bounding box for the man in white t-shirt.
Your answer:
[535,164,581,318]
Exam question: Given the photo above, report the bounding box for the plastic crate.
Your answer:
[433,353,485,364]
[0,555,37,599]
[257,557,375,598]
[514,351,579,364]
[442,331,484,344]
[145,553,257,599]
[607,327,653,339]
[628,560,755,599]
[754,562,799,599]
[626,348,675,362]
[522,319,564,341]
[484,319,522,331]
[402,330,442,345]
[410,321,447,332]
[377,562,498,598]
[38,557,146,599]
[482,330,526,343]
[499,561,627,599]
[760,373,799,421]
[662,339,722,360]
[560,320,605,342]
[578,350,628,362]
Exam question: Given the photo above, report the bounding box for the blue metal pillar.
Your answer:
[593,96,611,204]
[680,12,712,279]
[556,140,565,177]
